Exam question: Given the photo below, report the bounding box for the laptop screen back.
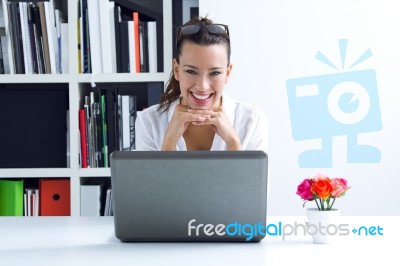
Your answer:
[110,151,268,242]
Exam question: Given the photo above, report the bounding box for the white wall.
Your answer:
[200,0,400,215]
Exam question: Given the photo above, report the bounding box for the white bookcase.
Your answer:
[0,0,173,216]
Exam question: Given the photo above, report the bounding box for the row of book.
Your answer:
[78,0,158,74]
[0,179,70,216]
[0,0,68,74]
[81,185,113,216]
[79,88,138,168]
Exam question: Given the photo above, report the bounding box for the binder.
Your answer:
[39,178,70,216]
[0,179,24,216]
[79,109,88,168]
[80,184,102,216]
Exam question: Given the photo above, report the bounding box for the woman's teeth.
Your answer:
[192,93,211,100]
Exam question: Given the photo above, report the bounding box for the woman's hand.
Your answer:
[161,104,210,150]
[189,107,241,150]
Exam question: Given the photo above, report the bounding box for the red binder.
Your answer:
[79,109,88,168]
[39,179,70,216]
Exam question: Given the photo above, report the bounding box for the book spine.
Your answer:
[119,21,129,73]
[38,2,51,73]
[79,109,88,168]
[87,0,102,73]
[99,0,112,73]
[147,21,157,73]
[129,95,137,150]
[105,89,116,161]
[2,0,15,73]
[128,20,135,73]
[133,11,140,73]
[27,3,38,74]
[101,94,108,167]
[32,5,45,74]
[113,6,121,73]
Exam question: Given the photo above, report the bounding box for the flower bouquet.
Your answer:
[296,174,350,211]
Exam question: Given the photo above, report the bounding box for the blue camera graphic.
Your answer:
[286,41,382,168]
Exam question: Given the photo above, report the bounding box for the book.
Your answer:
[25,187,38,216]
[87,0,102,73]
[105,88,117,161]
[84,96,92,167]
[121,95,130,151]
[139,21,148,72]
[101,94,108,167]
[80,184,102,216]
[0,179,24,216]
[38,2,51,73]
[113,5,121,73]
[1,0,15,73]
[79,0,90,73]
[9,2,26,74]
[61,22,68,73]
[133,11,140,73]
[44,0,56,73]
[79,109,88,168]
[128,19,136,73]
[129,95,137,150]
[27,3,39,74]
[99,0,112,73]
[108,1,117,73]
[0,36,4,74]
[19,2,30,74]
[147,21,157,73]
[119,21,129,73]
[104,188,113,216]
[32,4,45,74]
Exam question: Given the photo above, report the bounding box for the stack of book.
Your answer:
[0,0,68,74]
[78,0,158,74]
[79,87,137,168]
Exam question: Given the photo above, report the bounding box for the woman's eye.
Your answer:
[210,71,221,76]
[185,69,196,75]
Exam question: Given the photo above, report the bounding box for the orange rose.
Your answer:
[310,178,333,200]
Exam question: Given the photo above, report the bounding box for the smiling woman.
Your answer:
[135,17,268,152]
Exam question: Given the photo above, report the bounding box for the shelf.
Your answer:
[79,168,111,177]
[0,169,71,178]
[0,74,70,84]
[77,73,170,83]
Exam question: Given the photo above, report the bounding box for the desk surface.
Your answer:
[1,216,399,266]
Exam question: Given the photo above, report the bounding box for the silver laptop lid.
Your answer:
[110,151,268,242]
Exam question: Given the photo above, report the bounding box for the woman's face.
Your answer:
[174,42,232,110]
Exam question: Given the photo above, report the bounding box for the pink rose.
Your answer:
[331,178,348,198]
[296,179,314,201]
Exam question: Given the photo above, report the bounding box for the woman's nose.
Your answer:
[195,75,210,91]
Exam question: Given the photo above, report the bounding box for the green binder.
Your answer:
[0,179,24,216]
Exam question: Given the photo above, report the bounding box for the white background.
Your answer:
[199,0,400,215]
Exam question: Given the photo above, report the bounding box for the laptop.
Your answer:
[110,150,268,242]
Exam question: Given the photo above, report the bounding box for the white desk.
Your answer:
[1,216,399,266]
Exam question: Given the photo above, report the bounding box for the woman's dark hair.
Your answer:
[158,17,231,112]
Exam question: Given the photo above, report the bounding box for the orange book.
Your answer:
[39,179,70,216]
[133,11,141,72]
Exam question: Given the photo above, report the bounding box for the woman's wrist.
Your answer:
[161,134,178,151]
[226,136,241,150]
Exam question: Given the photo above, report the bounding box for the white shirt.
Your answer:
[135,95,268,152]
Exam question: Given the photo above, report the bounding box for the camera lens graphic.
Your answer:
[327,81,371,125]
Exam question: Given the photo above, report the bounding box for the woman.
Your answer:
[135,17,268,151]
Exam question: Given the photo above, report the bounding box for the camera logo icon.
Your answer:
[286,40,382,168]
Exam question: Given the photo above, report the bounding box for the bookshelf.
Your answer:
[0,0,173,216]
